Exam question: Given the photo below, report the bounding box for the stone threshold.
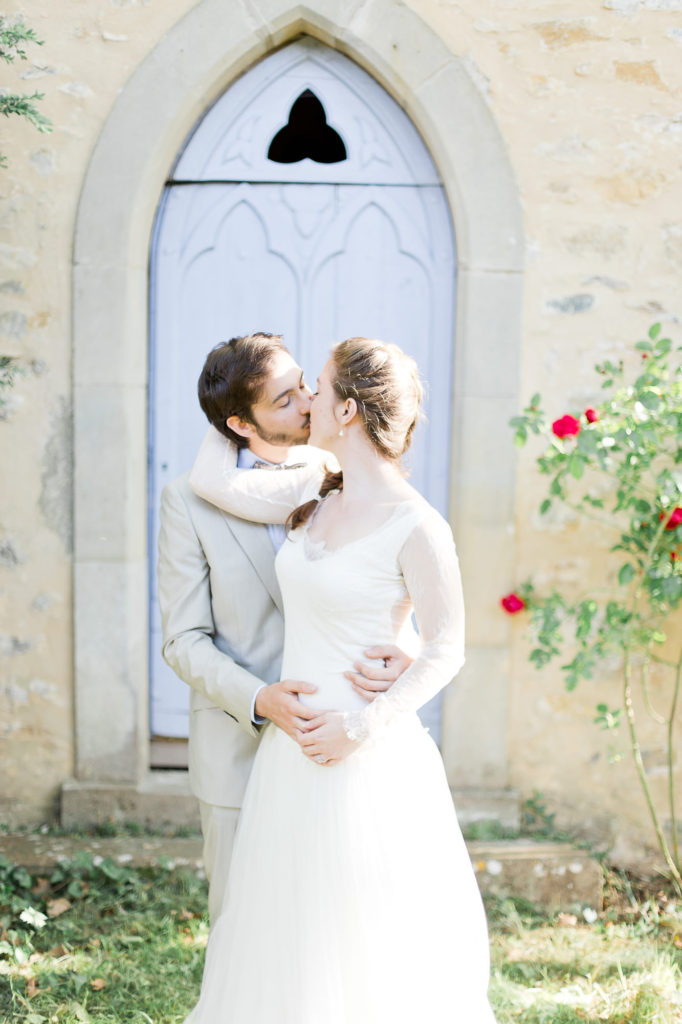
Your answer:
[0,834,602,913]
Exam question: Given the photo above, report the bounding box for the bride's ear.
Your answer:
[340,397,358,426]
[226,414,255,440]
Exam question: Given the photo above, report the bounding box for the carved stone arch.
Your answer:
[66,0,523,826]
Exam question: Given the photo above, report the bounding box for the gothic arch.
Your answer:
[67,0,523,825]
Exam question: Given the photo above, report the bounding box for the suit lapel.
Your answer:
[222,513,284,615]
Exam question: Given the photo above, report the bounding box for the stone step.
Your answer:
[0,835,602,912]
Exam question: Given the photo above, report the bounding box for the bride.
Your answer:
[185,337,496,1024]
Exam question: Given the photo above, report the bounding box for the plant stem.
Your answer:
[641,653,666,725]
[627,546,682,895]
[622,643,682,896]
[668,647,682,872]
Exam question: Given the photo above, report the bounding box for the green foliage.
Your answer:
[0,355,24,415]
[2,856,680,1023]
[0,16,52,169]
[520,790,558,837]
[510,327,682,893]
[0,855,207,1022]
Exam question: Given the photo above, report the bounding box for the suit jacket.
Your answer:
[157,465,285,808]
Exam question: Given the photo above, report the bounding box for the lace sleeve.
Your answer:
[343,508,465,742]
[189,426,328,524]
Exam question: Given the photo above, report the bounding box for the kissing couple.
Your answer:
[158,332,497,1023]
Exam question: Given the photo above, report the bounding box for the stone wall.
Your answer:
[1,0,681,869]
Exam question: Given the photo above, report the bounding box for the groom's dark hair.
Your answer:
[198,332,288,449]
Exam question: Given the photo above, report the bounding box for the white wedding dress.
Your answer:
[185,442,497,1024]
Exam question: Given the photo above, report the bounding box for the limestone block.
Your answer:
[442,645,512,790]
[61,773,199,831]
[74,384,146,562]
[344,0,452,95]
[452,788,520,831]
[243,0,367,51]
[415,63,524,273]
[450,393,517,527]
[73,262,147,388]
[454,268,524,399]
[470,841,603,913]
[74,559,148,783]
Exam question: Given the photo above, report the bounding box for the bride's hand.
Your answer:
[298,711,358,766]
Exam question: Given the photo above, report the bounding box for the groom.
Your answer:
[157,332,409,925]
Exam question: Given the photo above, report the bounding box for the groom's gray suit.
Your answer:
[157,443,288,922]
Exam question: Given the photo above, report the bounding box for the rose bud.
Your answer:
[585,408,599,423]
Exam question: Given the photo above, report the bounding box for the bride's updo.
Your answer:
[331,337,423,460]
[288,337,423,530]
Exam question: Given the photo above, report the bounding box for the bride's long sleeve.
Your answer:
[343,509,465,743]
[189,425,329,524]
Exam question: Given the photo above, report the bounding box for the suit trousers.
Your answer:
[199,801,240,928]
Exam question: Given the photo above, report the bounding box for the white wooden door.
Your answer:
[149,39,456,743]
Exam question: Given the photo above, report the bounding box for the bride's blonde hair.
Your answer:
[288,337,423,530]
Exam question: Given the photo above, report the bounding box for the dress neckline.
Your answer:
[302,495,424,560]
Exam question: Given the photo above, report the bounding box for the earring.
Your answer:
[338,428,344,437]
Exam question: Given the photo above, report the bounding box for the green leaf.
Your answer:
[514,427,527,448]
[577,429,599,457]
[648,322,661,341]
[660,575,682,606]
[639,388,661,411]
[636,339,653,352]
[539,498,551,515]
[618,563,636,586]
[568,453,585,479]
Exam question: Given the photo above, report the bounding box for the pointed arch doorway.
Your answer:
[149,38,457,752]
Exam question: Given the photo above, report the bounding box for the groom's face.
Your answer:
[247,350,313,447]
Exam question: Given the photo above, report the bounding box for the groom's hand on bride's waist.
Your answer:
[254,679,325,742]
[344,644,413,702]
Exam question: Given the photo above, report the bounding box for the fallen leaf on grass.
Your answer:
[47,897,72,918]
[90,977,107,990]
[47,943,69,957]
[31,877,50,897]
[26,976,39,998]
[178,908,197,920]
[557,913,578,927]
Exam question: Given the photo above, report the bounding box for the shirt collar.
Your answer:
[238,447,290,470]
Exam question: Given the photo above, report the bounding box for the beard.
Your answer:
[250,414,310,447]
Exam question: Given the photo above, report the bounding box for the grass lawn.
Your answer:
[1,854,681,1023]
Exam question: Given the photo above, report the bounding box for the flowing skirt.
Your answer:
[185,716,496,1024]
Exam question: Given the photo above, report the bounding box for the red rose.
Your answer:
[552,414,581,439]
[665,507,682,531]
[501,593,525,614]
[585,408,599,423]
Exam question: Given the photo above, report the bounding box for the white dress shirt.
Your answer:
[238,446,291,723]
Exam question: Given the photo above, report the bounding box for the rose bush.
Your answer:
[509,324,682,893]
